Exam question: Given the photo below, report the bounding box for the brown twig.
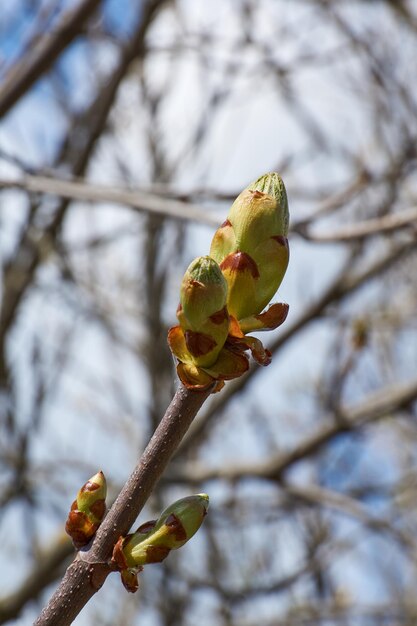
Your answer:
[34,384,212,626]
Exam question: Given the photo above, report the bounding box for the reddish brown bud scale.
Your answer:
[112,536,131,571]
[176,362,215,390]
[188,279,204,293]
[209,306,228,325]
[253,302,289,329]
[121,569,141,593]
[144,546,171,563]
[65,510,97,549]
[220,251,260,278]
[80,480,100,493]
[257,346,272,366]
[272,235,289,247]
[89,499,106,519]
[165,513,187,541]
[251,190,265,199]
[136,520,157,533]
[185,330,217,357]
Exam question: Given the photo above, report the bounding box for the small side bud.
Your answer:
[151,493,209,550]
[65,471,107,548]
[113,494,209,571]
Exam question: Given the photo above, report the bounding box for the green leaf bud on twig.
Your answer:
[168,258,248,391]
[65,470,107,549]
[168,173,290,389]
[112,494,209,592]
[210,172,289,321]
[179,256,228,331]
[112,521,155,593]
[177,256,229,368]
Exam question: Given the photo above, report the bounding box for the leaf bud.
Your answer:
[65,470,107,548]
[114,494,209,569]
[210,173,289,320]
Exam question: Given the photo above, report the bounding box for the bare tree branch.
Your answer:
[283,482,417,554]
[171,376,417,483]
[295,206,417,242]
[0,535,73,625]
[0,173,218,226]
[34,384,212,626]
[0,0,102,119]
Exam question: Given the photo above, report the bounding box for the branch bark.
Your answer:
[34,384,212,626]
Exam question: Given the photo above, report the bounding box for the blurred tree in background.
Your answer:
[1,0,417,624]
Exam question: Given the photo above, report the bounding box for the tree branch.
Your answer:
[0,0,169,395]
[283,482,417,553]
[0,535,73,624]
[170,376,417,483]
[0,173,218,226]
[295,206,417,242]
[0,0,102,119]
[34,384,212,626]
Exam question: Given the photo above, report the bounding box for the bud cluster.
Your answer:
[168,173,290,391]
[168,257,248,391]
[65,476,208,594]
